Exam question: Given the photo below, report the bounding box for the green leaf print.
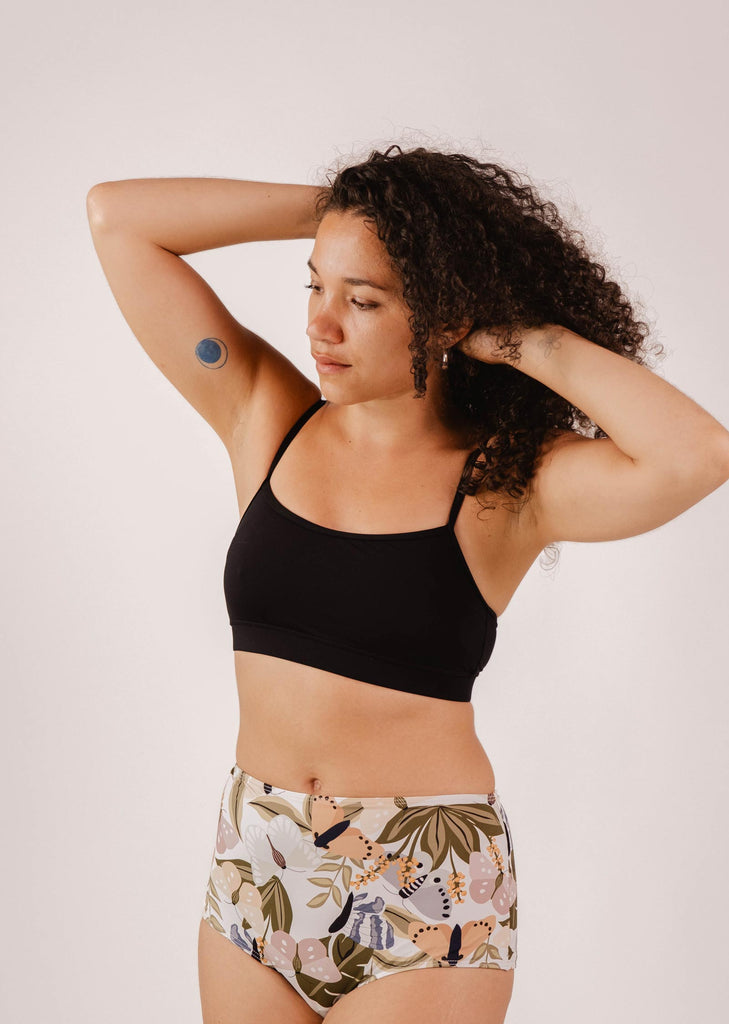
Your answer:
[248,796,308,830]
[259,875,293,933]
[438,808,482,861]
[228,773,247,840]
[421,808,484,869]
[307,892,329,909]
[205,892,221,918]
[298,935,374,1012]
[470,941,489,963]
[375,805,438,843]
[329,934,374,979]
[377,803,501,871]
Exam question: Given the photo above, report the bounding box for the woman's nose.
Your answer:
[306,311,342,342]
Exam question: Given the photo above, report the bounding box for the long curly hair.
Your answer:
[313,142,665,566]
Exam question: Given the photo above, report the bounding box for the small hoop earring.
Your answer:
[441,349,449,369]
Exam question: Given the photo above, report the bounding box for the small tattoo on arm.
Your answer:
[195,337,228,368]
[540,326,564,356]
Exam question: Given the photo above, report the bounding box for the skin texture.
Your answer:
[304,209,472,450]
[460,322,729,544]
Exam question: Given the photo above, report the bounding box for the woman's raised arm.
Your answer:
[459,324,729,544]
[86,177,324,450]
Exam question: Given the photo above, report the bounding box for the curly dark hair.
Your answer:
[313,142,665,564]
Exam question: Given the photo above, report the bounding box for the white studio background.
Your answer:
[2,1,728,1022]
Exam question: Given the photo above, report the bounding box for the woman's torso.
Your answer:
[228,388,546,798]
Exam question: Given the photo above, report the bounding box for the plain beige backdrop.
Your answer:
[2,0,728,1021]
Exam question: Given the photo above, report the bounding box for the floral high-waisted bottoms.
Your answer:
[201,763,517,1018]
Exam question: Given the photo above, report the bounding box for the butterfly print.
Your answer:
[377,852,453,919]
[202,763,518,1018]
[408,917,497,966]
[309,795,386,861]
[263,929,342,983]
[468,849,499,903]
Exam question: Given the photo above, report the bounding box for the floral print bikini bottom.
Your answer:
[201,762,518,1018]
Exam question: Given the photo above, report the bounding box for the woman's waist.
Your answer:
[234,729,497,798]
[233,650,481,722]
[233,659,495,797]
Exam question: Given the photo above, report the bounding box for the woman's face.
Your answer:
[306,210,437,403]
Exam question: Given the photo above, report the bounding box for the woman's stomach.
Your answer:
[232,650,497,798]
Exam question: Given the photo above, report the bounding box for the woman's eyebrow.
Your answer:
[307,258,391,292]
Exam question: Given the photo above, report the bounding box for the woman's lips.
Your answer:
[314,356,351,373]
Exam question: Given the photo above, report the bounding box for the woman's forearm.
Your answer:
[85,177,324,254]
[513,326,729,474]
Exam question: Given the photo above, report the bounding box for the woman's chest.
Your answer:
[230,437,543,622]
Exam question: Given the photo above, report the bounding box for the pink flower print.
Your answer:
[234,881,265,935]
[263,930,342,983]
[210,861,243,902]
[468,850,499,903]
[492,873,516,915]
[216,812,238,854]
[210,866,265,932]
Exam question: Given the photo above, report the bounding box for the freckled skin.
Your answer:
[195,337,228,367]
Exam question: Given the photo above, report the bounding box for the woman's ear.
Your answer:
[443,319,475,349]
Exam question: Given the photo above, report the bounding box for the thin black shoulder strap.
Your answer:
[447,448,480,529]
[266,397,326,479]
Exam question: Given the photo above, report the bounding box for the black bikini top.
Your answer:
[223,398,497,702]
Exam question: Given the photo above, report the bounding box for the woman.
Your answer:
[86,145,729,1024]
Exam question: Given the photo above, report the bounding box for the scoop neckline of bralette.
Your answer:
[264,476,455,540]
[259,476,499,620]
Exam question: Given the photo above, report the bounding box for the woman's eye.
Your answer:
[304,283,377,311]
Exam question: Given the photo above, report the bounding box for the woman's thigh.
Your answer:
[325,962,514,1023]
[198,917,322,1024]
